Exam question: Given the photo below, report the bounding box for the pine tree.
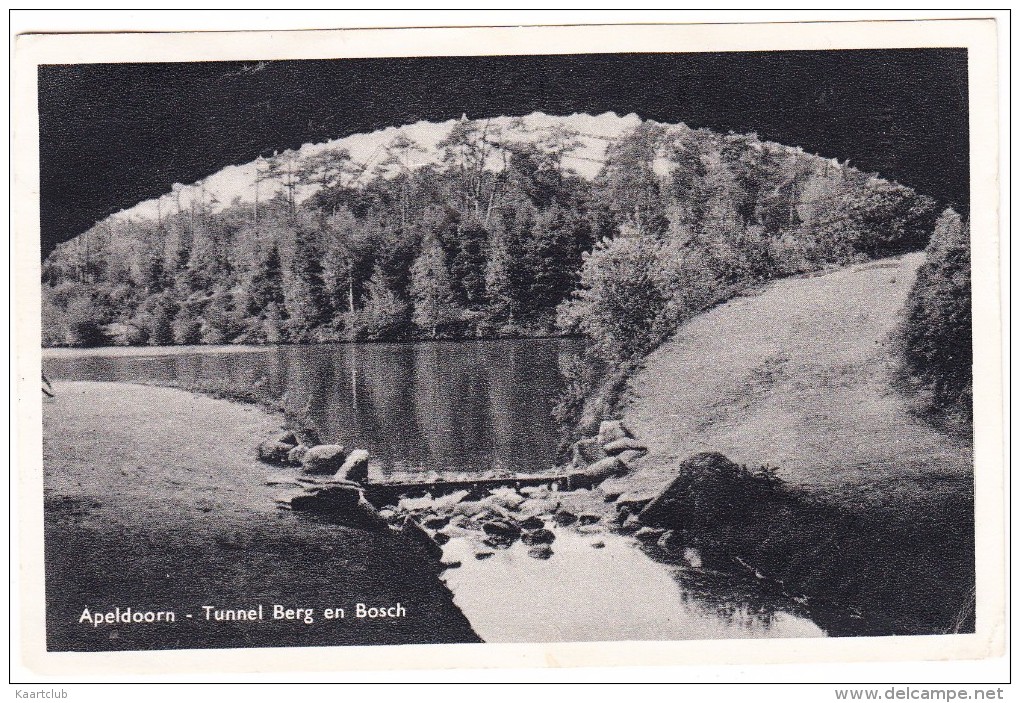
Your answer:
[410,236,458,337]
[359,264,409,340]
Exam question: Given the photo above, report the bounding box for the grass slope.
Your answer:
[621,252,973,507]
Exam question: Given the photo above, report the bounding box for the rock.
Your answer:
[433,531,451,545]
[518,497,559,517]
[527,545,554,560]
[400,517,444,561]
[453,500,486,517]
[423,514,451,530]
[577,513,601,526]
[352,496,390,530]
[487,487,525,510]
[275,430,299,446]
[571,436,608,467]
[621,514,642,532]
[431,489,470,513]
[598,419,632,447]
[257,440,295,465]
[379,508,397,523]
[441,560,462,570]
[475,551,494,560]
[301,444,349,475]
[295,427,323,448]
[334,448,370,483]
[634,526,666,541]
[482,518,521,543]
[604,437,648,455]
[399,494,436,513]
[521,528,556,546]
[603,492,622,503]
[519,515,546,530]
[637,452,769,529]
[569,456,626,489]
[290,483,361,513]
[616,494,654,513]
[618,451,647,471]
[591,540,606,549]
[520,486,550,498]
[553,510,577,526]
[287,444,309,465]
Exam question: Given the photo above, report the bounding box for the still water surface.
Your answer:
[43,338,581,477]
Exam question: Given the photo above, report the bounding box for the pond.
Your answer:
[43,339,828,644]
[43,338,583,477]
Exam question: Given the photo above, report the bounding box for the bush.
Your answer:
[64,295,108,347]
[897,208,972,425]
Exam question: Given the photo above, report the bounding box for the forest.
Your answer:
[42,117,942,362]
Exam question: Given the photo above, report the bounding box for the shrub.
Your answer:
[64,295,108,347]
[897,208,972,425]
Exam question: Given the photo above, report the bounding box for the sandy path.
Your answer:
[618,253,973,504]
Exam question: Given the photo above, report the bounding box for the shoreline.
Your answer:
[42,380,480,651]
[41,332,583,359]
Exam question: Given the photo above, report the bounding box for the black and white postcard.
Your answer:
[11,18,1004,676]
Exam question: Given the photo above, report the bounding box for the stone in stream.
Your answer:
[527,545,554,560]
[334,448,370,483]
[432,531,451,546]
[553,510,578,527]
[598,419,632,447]
[482,518,521,545]
[398,494,435,514]
[423,514,451,530]
[257,440,296,466]
[519,515,546,530]
[521,528,556,546]
[287,444,309,465]
[453,500,486,517]
[475,551,494,560]
[591,540,606,549]
[577,513,601,526]
[616,494,654,514]
[518,497,559,518]
[301,444,349,475]
[603,437,648,456]
[431,489,470,513]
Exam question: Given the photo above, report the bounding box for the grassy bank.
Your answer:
[42,381,479,651]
